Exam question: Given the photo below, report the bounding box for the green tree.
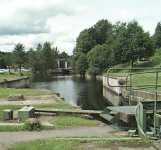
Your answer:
[4,52,14,73]
[76,29,96,54]
[75,19,113,55]
[0,52,6,68]
[153,22,161,48]
[87,44,113,75]
[42,42,57,74]
[76,53,88,77]
[112,22,127,64]
[117,21,154,65]
[13,43,26,75]
[28,42,58,79]
[59,52,69,59]
[93,19,113,45]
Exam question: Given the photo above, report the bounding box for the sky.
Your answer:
[0,0,161,55]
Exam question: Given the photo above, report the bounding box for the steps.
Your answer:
[100,113,114,122]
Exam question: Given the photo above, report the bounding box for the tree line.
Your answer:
[73,19,161,76]
[1,19,161,78]
[0,42,69,78]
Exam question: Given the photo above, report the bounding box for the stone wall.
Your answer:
[103,75,161,106]
[0,77,31,88]
[103,76,125,106]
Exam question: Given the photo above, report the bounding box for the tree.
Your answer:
[93,19,113,45]
[116,21,154,65]
[76,29,96,54]
[153,22,161,48]
[42,42,57,74]
[76,53,88,77]
[75,19,113,55]
[112,22,127,64]
[0,52,6,69]
[4,52,14,73]
[74,19,155,74]
[13,43,26,75]
[28,42,58,79]
[59,52,69,59]
[87,44,113,75]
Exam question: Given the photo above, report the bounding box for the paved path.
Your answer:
[0,126,124,145]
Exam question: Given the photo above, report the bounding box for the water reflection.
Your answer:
[32,76,109,110]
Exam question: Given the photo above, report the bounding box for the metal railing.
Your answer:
[106,67,161,135]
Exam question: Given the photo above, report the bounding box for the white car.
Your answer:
[0,69,9,73]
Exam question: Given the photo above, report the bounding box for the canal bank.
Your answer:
[0,77,31,88]
[102,75,161,105]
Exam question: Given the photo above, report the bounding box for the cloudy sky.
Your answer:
[0,0,161,55]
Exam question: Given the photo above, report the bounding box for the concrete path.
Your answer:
[0,126,124,145]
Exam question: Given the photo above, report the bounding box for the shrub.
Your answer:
[24,118,42,131]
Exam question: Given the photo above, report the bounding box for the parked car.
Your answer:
[0,69,9,73]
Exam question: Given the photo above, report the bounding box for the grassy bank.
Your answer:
[0,88,53,98]
[108,60,161,92]
[8,138,152,150]
[50,115,98,129]
[0,71,31,82]
[0,87,99,132]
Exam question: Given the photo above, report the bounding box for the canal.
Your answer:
[32,76,109,110]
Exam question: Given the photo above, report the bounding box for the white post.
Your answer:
[57,60,60,68]
[65,61,68,69]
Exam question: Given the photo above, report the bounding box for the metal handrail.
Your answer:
[106,67,161,135]
[107,67,161,89]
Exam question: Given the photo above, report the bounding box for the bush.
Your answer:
[24,118,42,131]
[152,48,161,65]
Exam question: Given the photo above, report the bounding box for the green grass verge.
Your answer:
[0,86,94,132]
[0,100,84,131]
[0,125,25,132]
[34,100,75,110]
[0,100,74,120]
[0,71,31,82]
[50,115,98,129]
[8,138,152,150]
[0,115,98,132]
[108,60,161,92]
[0,88,53,98]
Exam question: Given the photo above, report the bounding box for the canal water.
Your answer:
[32,76,109,110]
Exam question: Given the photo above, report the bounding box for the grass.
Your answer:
[0,88,53,98]
[0,100,74,120]
[0,89,94,132]
[50,115,98,129]
[0,113,98,132]
[0,76,97,132]
[108,60,161,92]
[34,100,75,110]
[0,125,25,132]
[9,139,80,150]
[8,138,152,150]
[0,71,31,82]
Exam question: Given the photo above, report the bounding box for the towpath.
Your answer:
[0,126,125,145]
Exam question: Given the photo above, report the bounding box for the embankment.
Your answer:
[103,75,161,105]
[0,77,31,88]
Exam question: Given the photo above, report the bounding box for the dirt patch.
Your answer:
[78,141,156,150]
[0,94,59,106]
[0,144,8,150]
[0,126,122,145]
